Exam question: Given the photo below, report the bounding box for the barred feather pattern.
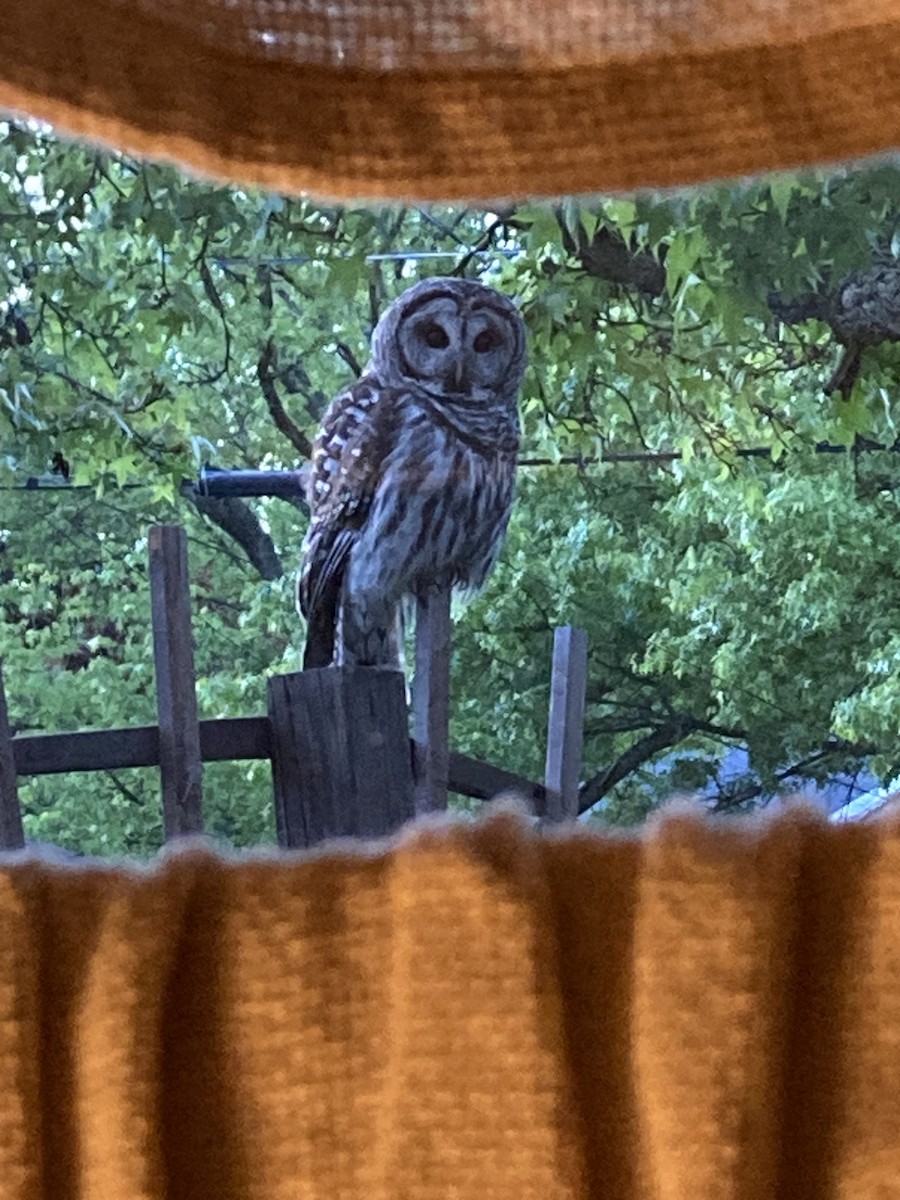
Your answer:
[299,278,527,668]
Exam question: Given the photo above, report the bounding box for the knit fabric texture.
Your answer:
[1,805,899,1199]
[3,0,900,199]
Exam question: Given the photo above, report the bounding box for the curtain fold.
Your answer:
[3,0,900,198]
[2,806,900,1199]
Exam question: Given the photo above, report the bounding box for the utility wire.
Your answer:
[212,249,521,267]
[1,440,898,496]
[518,439,900,466]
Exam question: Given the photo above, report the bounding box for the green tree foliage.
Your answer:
[1,122,898,853]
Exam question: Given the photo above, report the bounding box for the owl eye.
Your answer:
[421,322,450,349]
[473,328,502,353]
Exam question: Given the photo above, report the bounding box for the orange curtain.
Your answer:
[2,807,900,1199]
[3,0,900,199]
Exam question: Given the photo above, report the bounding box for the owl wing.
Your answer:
[299,377,397,667]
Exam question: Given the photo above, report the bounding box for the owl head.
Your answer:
[369,277,527,401]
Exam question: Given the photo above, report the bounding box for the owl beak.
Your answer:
[448,360,467,392]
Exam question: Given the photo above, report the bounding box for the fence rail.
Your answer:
[9,717,546,807]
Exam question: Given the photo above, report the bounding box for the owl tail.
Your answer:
[302,614,335,669]
[301,573,342,669]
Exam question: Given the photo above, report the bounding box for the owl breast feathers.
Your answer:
[299,277,527,668]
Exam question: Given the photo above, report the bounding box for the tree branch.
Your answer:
[104,770,146,806]
[183,487,284,580]
[558,215,666,297]
[334,342,363,377]
[691,718,747,741]
[709,737,877,812]
[578,716,699,812]
[769,265,900,399]
[767,290,832,325]
[453,213,508,277]
[196,257,232,383]
[258,339,313,458]
[710,749,832,811]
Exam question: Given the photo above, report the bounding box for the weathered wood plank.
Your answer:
[11,712,543,806]
[200,717,271,763]
[0,660,25,850]
[149,524,204,838]
[447,749,546,809]
[11,717,271,776]
[14,726,158,774]
[413,586,452,813]
[543,626,588,822]
[268,668,415,848]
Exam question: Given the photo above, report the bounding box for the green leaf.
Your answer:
[769,177,794,223]
[519,205,563,251]
[326,255,366,300]
[665,228,709,294]
[833,387,872,447]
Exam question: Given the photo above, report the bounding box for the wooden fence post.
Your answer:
[543,626,588,822]
[413,586,452,813]
[267,668,415,848]
[0,660,25,850]
[149,525,204,839]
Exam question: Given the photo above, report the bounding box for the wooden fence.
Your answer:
[0,525,588,852]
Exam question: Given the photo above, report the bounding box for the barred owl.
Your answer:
[299,277,527,669]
